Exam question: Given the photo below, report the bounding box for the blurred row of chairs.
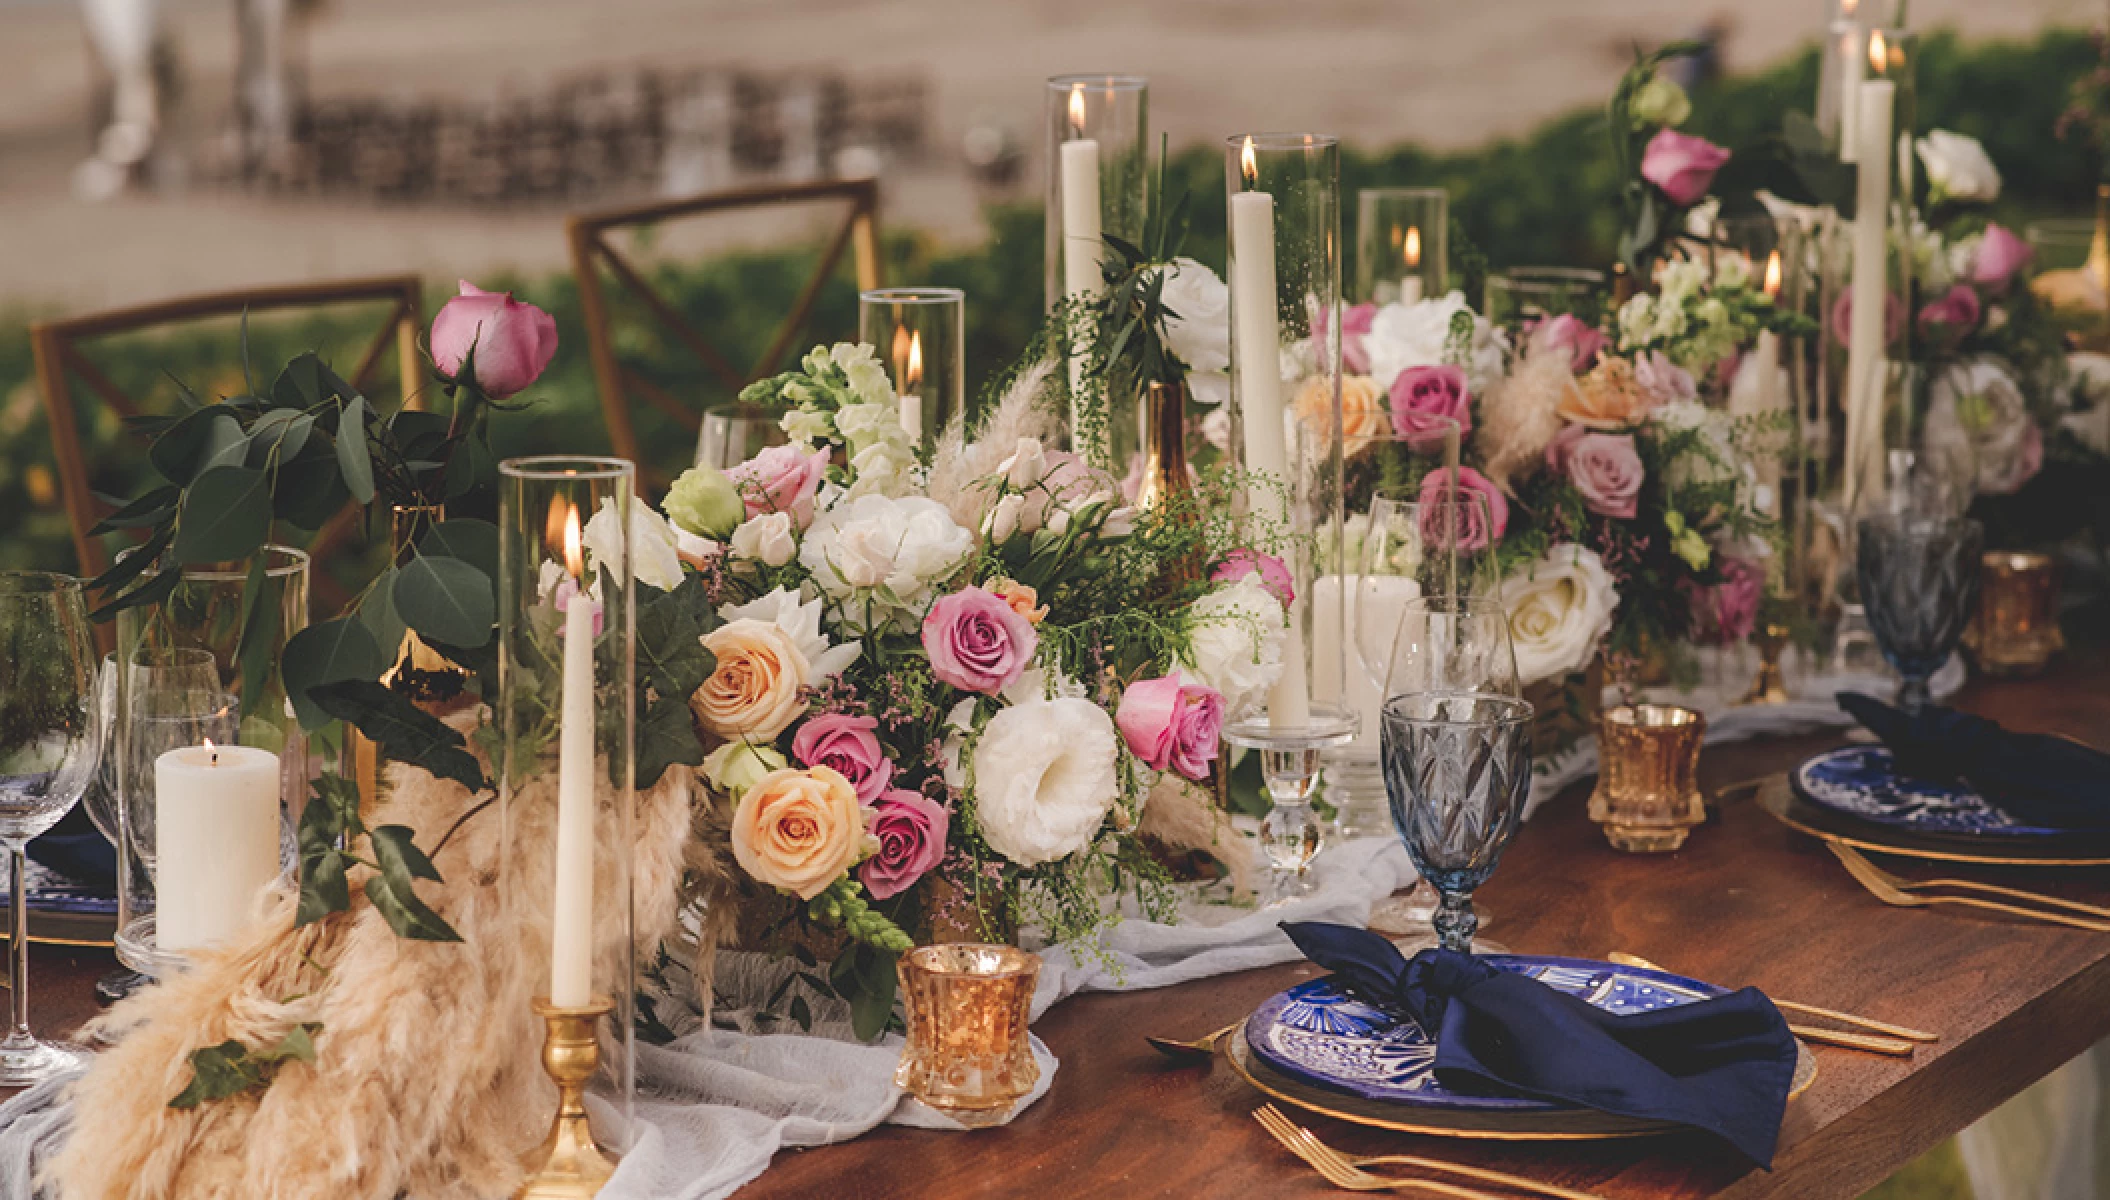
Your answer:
[31,176,882,605]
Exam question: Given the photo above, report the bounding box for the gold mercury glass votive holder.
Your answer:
[895,943,1041,1128]
[1965,551,2064,677]
[1588,704,1707,854]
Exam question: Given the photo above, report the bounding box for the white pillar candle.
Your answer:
[1843,77,1895,518]
[550,509,597,1008]
[156,742,280,953]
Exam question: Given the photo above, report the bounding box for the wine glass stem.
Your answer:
[1897,674,1932,715]
[1433,887,1478,955]
[9,846,31,1040]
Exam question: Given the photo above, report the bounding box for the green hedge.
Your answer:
[1,27,2099,575]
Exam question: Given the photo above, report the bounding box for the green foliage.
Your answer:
[296,770,461,940]
[169,1023,324,1109]
[310,679,487,797]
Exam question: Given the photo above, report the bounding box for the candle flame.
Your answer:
[203,737,217,766]
[1868,28,1887,73]
[1763,249,1783,298]
[1239,136,1258,188]
[1067,83,1086,136]
[1404,225,1421,268]
[1841,0,1857,14]
[563,504,585,580]
[906,329,924,392]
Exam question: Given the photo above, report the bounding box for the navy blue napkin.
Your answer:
[25,809,116,890]
[1280,922,1797,1168]
[1837,692,2110,833]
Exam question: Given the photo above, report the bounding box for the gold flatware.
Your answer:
[1146,1022,1235,1061]
[1606,952,1937,1043]
[1826,841,2110,922]
[1254,1104,1610,1199]
[1780,1024,1916,1056]
[1828,841,2110,933]
[1252,1107,1509,1198]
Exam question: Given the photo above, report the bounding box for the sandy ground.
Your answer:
[0,0,2096,309]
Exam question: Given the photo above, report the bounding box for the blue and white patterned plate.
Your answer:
[1244,955,1720,1109]
[1792,746,2060,840]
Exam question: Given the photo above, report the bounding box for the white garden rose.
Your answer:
[1501,543,1620,687]
[799,493,973,631]
[1364,290,1508,396]
[971,696,1121,867]
[583,494,685,592]
[729,512,796,567]
[716,586,861,683]
[1925,359,2040,496]
[1182,576,1287,716]
[1917,130,2000,205]
[1159,257,1231,374]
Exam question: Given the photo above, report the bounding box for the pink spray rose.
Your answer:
[1640,129,1731,207]
[1116,670,1224,782]
[430,281,558,398]
[1829,290,1907,348]
[1632,350,1697,407]
[727,444,832,528]
[1917,284,1983,345]
[1320,302,1379,375]
[1389,364,1474,440]
[1211,548,1295,607]
[1972,223,2033,292]
[790,712,894,805]
[1556,429,1645,520]
[1416,466,1508,551]
[859,788,950,900]
[1689,557,1762,646]
[1527,314,1609,373]
[923,585,1038,695]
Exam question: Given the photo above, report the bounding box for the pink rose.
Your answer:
[1016,449,1106,532]
[553,577,603,638]
[1562,430,1645,519]
[1640,129,1731,208]
[430,281,558,399]
[1689,557,1762,646]
[790,712,894,805]
[1321,302,1378,375]
[922,586,1038,695]
[1917,284,1983,345]
[1416,466,1508,551]
[859,788,950,900]
[1829,290,1907,348]
[1115,669,1224,782]
[1211,548,1294,607]
[1389,364,1473,440]
[1633,350,1696,407]
[1972,223,2033,292]
[728,444,831,528]
[1527,314,1608,373]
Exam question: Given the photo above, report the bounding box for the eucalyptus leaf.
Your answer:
[93,565,181,621]
[246,410,315,468]
[358,568,407,668]
[336,395,375,504]
[310,680,487,795]
[233,555,279,720]
[90,485,180,536]
[419,519,500,586]
[282,617,389,730]
[393,554,495,649]
[272,352,325,410]
[171,465,272,565]
[365,825,461,942]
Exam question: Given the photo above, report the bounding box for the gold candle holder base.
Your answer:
[516,995,618,1200]
[1740,621,1791,706]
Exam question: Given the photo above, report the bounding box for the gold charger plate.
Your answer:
[1223,1026,1816,1141]
[1758,777,2110,867]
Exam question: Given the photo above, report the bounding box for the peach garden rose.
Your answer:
[731,765,870,899]
[693,619,811,741]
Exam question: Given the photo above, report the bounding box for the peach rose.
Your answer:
[988,577,1048,625]
[731,765,869,899]
[1558,358,1661,430]
[1294,375,1391,458]
[693,619,811,740]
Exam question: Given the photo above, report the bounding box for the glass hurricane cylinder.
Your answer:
[1043,75,1147,313]
[859,286,966,451]
[1355,187,1447,305]
[695,404,786,472]
[496,456,638,1154]
[1483,267,1609,338]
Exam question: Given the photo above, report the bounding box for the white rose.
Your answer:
[1188,370,1230,412]
[986,493,1025,542]
[730,512,796,567]
[1364,290,1506,395]
[1159,257,1231,374]
[1926,358,2038,496]
[799,493,973,631]
[998,437,1047,490]
[583,493,685,592]
[1182,577,1287,717]
[971,696,1121,867]
[2064,352,2110,455]
[1918,130,2000,205]
[701,740,788,798]
[1502,543,1620,687]
[716,586,861,683]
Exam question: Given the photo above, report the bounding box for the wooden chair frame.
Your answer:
[567,178,882,480]
[31,274,425,586]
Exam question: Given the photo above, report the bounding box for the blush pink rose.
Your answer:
[430,281,558,398]
[1917,283,1983,345]
[728,444,832,528]
[1211,548,1294,607]
[1115,669,1224,782]
[922,585,1038,695]
[1830,290,1907,348]
[1689,557,1762,646]
[1389,364,1473,440]
[1633,350,1697,407]
[1321,302,1379,375]
[1016,449,1105,532]
[1417,466,1508,551]
[859,788,950,900]
[1640,129,1731,207]
[790,712,894,805]
[1972,223,2033,292]
[1527,314,1609,372]
[1568,431,1645,519]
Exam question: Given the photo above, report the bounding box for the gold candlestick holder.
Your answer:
[516,995,618,1199]
[1740,620,1792,706]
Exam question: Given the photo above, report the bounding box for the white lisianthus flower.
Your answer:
[781,407,836,448]
[972,696,1121,867]
[1364,290,1507,395]
[716,586,861,683]
[1159,257,1231,374]
[1501,543,1620,687]
[701,740,788,798]
[1918,130,2001,205]
[1926,359,2041,496]
[799,493,973,630]
[729,512,796,567]
[583,494,685,592]
[1182,576,1287,717]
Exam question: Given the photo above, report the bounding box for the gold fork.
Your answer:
[1606,952,1937,1043]
[1252,1105,1606,1199]
[1827,842,2110,933]
[1826,841,2110,921]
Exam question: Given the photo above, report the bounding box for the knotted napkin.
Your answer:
[1279,922,1798,1167]
[1837,692,2110,832]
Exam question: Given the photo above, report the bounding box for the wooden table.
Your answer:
[20,648,2110,1197]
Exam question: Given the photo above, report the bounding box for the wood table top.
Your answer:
[18,647,2110,1198]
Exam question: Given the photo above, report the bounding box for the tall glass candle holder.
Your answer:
[1223,132,1354,900]
[1043,75,1147,313]
[496,457,638,1167]
[1355,187,1447,305]
[1869,28,1919,203]
[695,404,786,472]
[860,287,966,450]
[1483,267,1608,338]
[1817,0,1866,152]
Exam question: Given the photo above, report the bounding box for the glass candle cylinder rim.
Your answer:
[159,542,311,584]
[860,286,965,306]
[901,941,1040,980]
[1602,702,1704,731]
[1047,72,1148,96]
[498,455,637,483]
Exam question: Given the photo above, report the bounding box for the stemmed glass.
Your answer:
[1856,512,1983,713]
[0,573,104,1084]
[1379,596,1532,955]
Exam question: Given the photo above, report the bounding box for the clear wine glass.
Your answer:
[0,573,104,1084]
[1856,512,1983,714]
